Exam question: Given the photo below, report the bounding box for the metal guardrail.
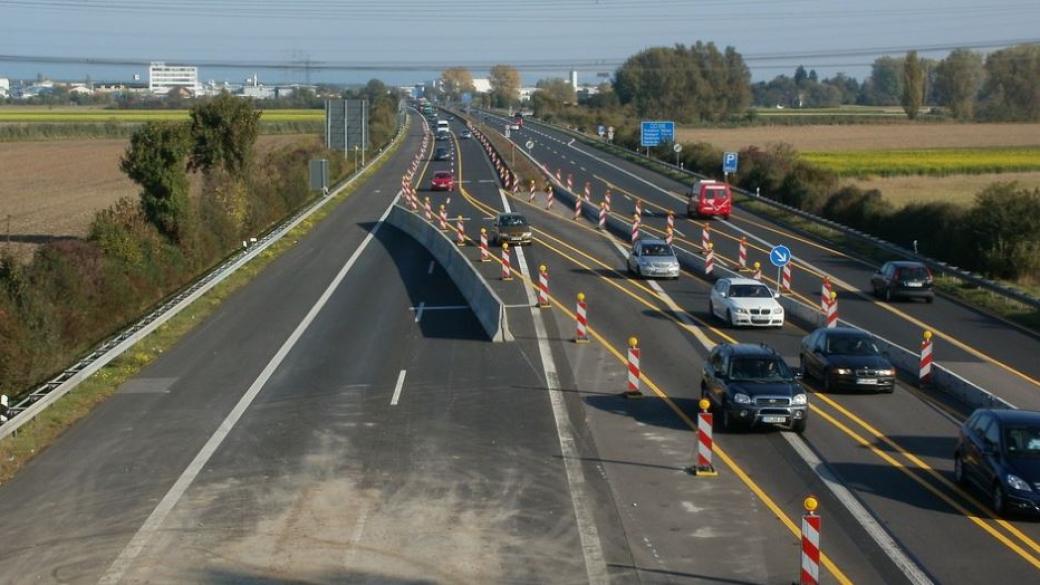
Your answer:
[0,116,410,439]
[479,109,1040,312]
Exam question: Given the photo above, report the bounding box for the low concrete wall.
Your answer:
[386,204,513,342]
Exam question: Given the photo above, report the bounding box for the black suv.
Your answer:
[955,408,1040,516]
[701,343,808,433]
[433,146,451,161]
[870,261,934,303]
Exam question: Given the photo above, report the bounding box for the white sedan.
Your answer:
[708,277,785,327]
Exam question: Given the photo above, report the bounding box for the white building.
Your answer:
[472,78,492,93]
[569,70,578,88]
[0,78,9,98]
[149,62,199,96]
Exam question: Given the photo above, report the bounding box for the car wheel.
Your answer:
[884,287,893,302]
[992,484,1007,516]
[954,454,966,485]
[708,300,715,319]
[926,295,934,304]
[721,214,730,221]
[719,406,733,432]
[823,370,833,392]
[791,419,807,434]
[799,355,810,380]
[727,309,735,327]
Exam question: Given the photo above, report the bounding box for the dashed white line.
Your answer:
[390,369,407,406]
[427,260,435,275]
[413,301,425,323]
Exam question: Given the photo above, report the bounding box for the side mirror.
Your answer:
[718,292,726,298]
[774,292,781,299]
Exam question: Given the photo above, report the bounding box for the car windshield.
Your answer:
[729,285,773,298]
[703,187,725,199]
[641,244,673,257]
[825,335,880,355]
[897,267,930,280]
[1004,425,1040,457]
[500,215,527,227]
[434,172,451,179]
[729,357,792,382]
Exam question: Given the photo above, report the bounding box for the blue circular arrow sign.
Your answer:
[769,244,792,267]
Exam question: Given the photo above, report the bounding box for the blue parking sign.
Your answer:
[723,152,739,174]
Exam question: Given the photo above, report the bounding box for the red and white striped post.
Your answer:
[631,213,641,244]
[635,199,643,218]
[546,184,555,209]
[738,237,748,270]
[666,212,675,245]
[701,223,712,254]
[625,337,643,398]
[455,215,466,246]
[567,174,573,191]
[800,496,821,585]
[821,277,832,314]
[752,261,762,281]
[573,195,583,221]
[424,197,433,222]
[704,243,715,276]
[501,243,513,281]
[584,181,591,200]
[919,330,934,386]
[825,291,839,328]
[529,179,537,203]
[438,205,448,231]
[556,168,562,181]
[511,173,520,192]
[537,265,550,308]
[598,198,608,230]
[479,228,490,262]
[782,264,792,292]
[692,399,718,476]
[575,293,589,343]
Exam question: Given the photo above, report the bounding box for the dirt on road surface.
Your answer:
[0,134,318,262]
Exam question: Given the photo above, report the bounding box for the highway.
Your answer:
[1,109,1039,585]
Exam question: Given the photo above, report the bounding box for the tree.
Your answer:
[440,67,476,101]
[536,77,576,104]
[862,56,904,105]
[489,64,521,109]
[794,66,808,88]
[966,183,1040,278]
[120,121,191,239]
[934,48,983,119]
[188,92,260,178]
[902,51,925,119]
[979,44,1040,121]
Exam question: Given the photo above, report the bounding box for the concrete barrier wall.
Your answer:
[387,204,512,342]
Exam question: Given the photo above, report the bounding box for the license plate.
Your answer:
[857,378,878,385]
[905,282,923,287]
[761,415,787,424]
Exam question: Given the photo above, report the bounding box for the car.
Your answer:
[955,408,1040,516]
[491,212,532,246]
[870,261,934,303]
[460,129,472,139]
[686,180,732,219]
[799,327,895,393]
[435,131,450,141]
[701,343,808,433]
[708,277,784,327]
[431,171,454,191]
[433,146,451,161]
[626,238,680,279]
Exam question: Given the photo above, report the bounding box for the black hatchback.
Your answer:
[870,261,934,302]
[800,327,896,393]
[955,409,1040,516]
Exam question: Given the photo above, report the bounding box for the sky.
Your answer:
[1,0,1038,86]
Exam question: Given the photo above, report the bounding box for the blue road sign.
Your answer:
[723,152,739,174]
[597,124,606,137]
[769,244,792,268]
[461,92,473,104]
[640,120,675,147]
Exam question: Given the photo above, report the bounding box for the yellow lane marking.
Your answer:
[810,402,1040,571]
[811,390,1040,557]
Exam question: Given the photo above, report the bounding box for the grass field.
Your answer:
[852,172,1040,207]
[0,108,323,123]
[802,147,1040,177]
[675,123,1040,152]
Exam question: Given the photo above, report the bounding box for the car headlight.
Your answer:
[1007,474,1033,492]
[834,368,852,375]
[792,393,808,405]
[735,307,749,314]
[522,231,532,237]
[877,369,895,377]
[732,392,752,405]
[773,307,784,314]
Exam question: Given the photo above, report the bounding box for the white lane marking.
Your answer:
[414,301,425,323]
[390,369,407,406]
[409,304,468,312]
[782,433,936,585]
[674,228,686,237]
[98,192,402,585]
[346,501,370,563]
[498,188,609,585]
[427,260,435,275]
[580,166,587,172]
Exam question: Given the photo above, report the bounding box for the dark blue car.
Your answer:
[955,408,1040,516]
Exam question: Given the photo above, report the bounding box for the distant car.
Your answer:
[626,238,680,279]
[435,131,450,141]
[460,129,472,139]
[701,343,807,433]
[870,261,934,303]
[708,277,784,327]
[955,408,1040,516]
[491,212,532,246]
[799,327,895,393]
[686,180,732,220]
[433,146,451,161]
[431,171,454,191]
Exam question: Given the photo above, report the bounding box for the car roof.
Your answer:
[888,260,927,268]
[817,326,869,337]
[722,277,768,286]
[979,409,1040,424]
[636,238,668,246]
[434,171,452,176]
[497,212,525,219]
[722,343,782,357]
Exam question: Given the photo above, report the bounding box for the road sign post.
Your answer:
[673,142,683,166]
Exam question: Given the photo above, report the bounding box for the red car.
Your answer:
[686,180,732,220]
[431,171,454,191]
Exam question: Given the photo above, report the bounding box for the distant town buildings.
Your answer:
[148,61,200,96]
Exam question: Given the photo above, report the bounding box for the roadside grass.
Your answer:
[802,147,1040,177]
[0,120,323,141]
[0,121,406,484]
[0,108,323,122]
